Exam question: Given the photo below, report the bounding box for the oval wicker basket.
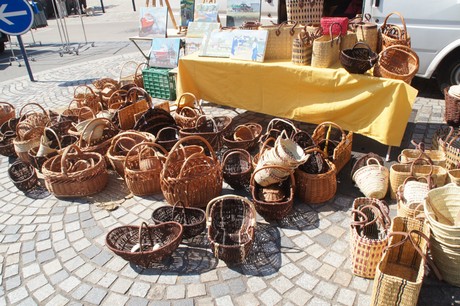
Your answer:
[222,148,253,190]
[174,93,204,129]
[340,42,378,74]
[222,123,262,152]
[106,221,183,268]
[206,195,256,263]
[8,159,38,192]
[380,12,411,50]
[352,157,389,199]
[0,101,16,127]
[373,45,419,84]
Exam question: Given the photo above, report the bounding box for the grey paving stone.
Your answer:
[215,295,234,306]
[64,256,85,272]
[16,297,38,306]
[92,251,113,266]
[59,276,81,293]
[296,273,320,291]
[4,265,19,278]
[307,297,331,306]
[86,269,106,284]
[37,249,55,264]
[45,295,69,306]
[157,273,178,285]
[129,282,151,298]
[300,256,322,272]
[7,287,28,304]
[3,225,21,235]
[101,292,129,306]
[21,241,36,253]
[58,248,78,263]
[111,278,133,294]
[336,288,357,306]
[221,268,242,281]
[227,278,246,295]
[75,263,96,279]
[25,275,47,292]
[3,234,20,243]
[178,274,200,284]
[315,264,336,280]
[350,276,370,292]
[259,288,282,306]
[53,239,70,252]
[42,259,62,275]
[81,219,97,229]
[82,245,102,259]
[83,287,108,305]
[172,299,194,306]
[50,269,70,285]
[322,251,346,268]
[209,283,230,298]
[85,226,105,239]
[234,293,260,306]
[72,284,93,300]
[333,271,352,287]
[356,293,372,306]
[64,213,79,223]
[247,277,267,293]
[22,263,41,279]
[187,283,206,298]
[98,273,118,288]
[313,281,338,300]
[279,262,302,278]
[33,284,54,302]
[286,287,313,306]
[200,270,219,283]
[125,297,149,306]
[314,232,336,247]
[36,231,50,241]
[166,284,186,300]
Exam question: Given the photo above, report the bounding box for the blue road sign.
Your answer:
[0,0,34,35]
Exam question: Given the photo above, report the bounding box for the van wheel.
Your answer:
[437,54,460,91]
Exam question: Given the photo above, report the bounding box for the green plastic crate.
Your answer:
[142,67,177,100]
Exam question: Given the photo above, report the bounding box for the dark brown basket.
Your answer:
[340,42,378,74]
[0,119,18,157]
[151,201,206,239]
[8,160,38,192]
[155,126,180,152]
[105,221,183,268]
[444,87,460,127]
[373,45,419,84]
[250,165,295,220]
[222,148,253,190]
[222,123,262,152]
[206,195,256,263]
[133,108,176,136]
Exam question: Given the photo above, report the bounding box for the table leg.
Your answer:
[386,146,392,162]
[129,39,150,62]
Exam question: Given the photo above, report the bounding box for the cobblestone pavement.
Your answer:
[0,51,459,306]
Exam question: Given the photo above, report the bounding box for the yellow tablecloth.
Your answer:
[177,54,418,146]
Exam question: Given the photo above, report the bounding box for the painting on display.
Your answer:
[230,29,268,62]
[180,0,195,27]
[186,22,221,38]
[185,38,204,55]
[199,29,235,58]
[226,0,260,27]
[149,38,182,68]
[139,7,168,37]
[194,3,219,22]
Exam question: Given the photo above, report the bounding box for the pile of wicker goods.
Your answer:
[42,144,108,197]
[174,93,204,129]
[312,121,353,173]
[396,176,432,219]
[423,184,460,286]
[124,142,167,196]
[222,123,262,152]
[206,195,256,263]
[370,217,442,306]
[160,136,222,208]
[350,197,391,279]
[352,157,389,199]
[106,221,183,268]
[152,201,206,239]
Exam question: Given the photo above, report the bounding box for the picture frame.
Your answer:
[149,38,182,68]
[194,3,219,22]
[230,29,268,62]
[186,21,221,38]
[226,0,261,27]
[139,7,168,38]
[185,37,204,55]
[180,0,195,27]
[199,29,235,58]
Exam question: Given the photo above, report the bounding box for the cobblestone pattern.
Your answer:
[0,52,458,306]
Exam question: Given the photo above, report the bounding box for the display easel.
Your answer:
[8,35,36,67]
[51,0,95,57]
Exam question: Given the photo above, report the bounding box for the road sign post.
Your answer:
[0,0,35,81]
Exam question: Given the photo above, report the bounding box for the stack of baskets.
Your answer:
[397,176,432,219]
[352,157,389,199]
[444,85,460,127]
[423,184,460,286]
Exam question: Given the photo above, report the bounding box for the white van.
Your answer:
[362,0,460,89]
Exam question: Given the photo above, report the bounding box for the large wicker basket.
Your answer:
[444,87,460,127]
[340,42,378,74]
[222,148,253,190]
[42,144,108,197]
[106,221,183,268]
[352,157,389,199]
[8,159,38,192]
[0,101,16,126]
[351,197,391,279]
[160,136,223,208]
[380,12,411,50]
[174,93,204,129]
[206,195,256,263]
[373,45,419,84]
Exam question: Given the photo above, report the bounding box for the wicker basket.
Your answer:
[312,121,353,173]
[351,197,391,279]
[77,118,119,156]
[152,201,206,239]
[115,87,152,130]
[160,136,223,208]
[8,159,38,192]
[295,148,337,204]
[155,126,180,152]
[352,157,389,199]
[260,21,303,60]
[350,152,384,178]
[373,45,419,84]
[42,144,108,197]
[292,29,313,65]
[0,102,16,126]
[73,85,101,113]
[106,221,183,268]
[380,12,411,50]
[206,195,256,263]
[371,217,433,306]
[389,158,447,199]
[118,61,141,87]
[124,142,168,196]
[355,16,378,53]
[174,93,204,129]
[222,123,262,152]
[222,148,253,190]
[340,42,378,74]
[448,169,460,185]
[179,115,232,152]
[107,131,155,177]
[0,118,19,157]
[285,0,324,25]
[311,23,342,68]
[251,165,294,220]
[444,87,460,127]
[399,142,446,168]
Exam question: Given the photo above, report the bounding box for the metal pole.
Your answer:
[132,0,136,11]
[17,36,35,82]
[100,0,105,13]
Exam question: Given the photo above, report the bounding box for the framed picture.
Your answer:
[226,0,261,27]
[194,3,219,22]
[186,22,221,38]
[139,7,168,37]
[185,37,204,55]
[149,38,182,68]
[230,29,268,62]
[180,0,195,27]
[199,29,235,58]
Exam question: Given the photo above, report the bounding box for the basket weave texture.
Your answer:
[259,22,303,60]
[352,157,389,199]
[285,0,324,25]
[206,195,256,263]
[8,160,38,192]
[174,93,204,129]
[380,12,411,50]
[106,221,183,268]
[444,87,460,127]
[222,149,253,190]
[0,102,15,126]
[373,45,419,84]
[340,42,378,74]
[351,197,391,279]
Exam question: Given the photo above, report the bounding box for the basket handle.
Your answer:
[222,149,252,169]
[378,45,419,68]
[73,85,97,99]
[351,41,372,52]
[365,157,383,167]
[124,141,168,170]
[118,61,141,83]
[381,11,408,40]
[138,222,155,253]
[250,164,296,190]
[156,126,179,140]
[0,101,15,112]
[43,127,62,150]
[126,87,152,108]
[234,124,255,140]
[402,175,434,189]
[409,157,433,177]
[328,23,342,45]
[165,135,217,172]
[77,117,112,147]
[110,130,152,147]
[258,136,276,157]
[107,90,128,109]
[76,106,97,121]
[425,196,454,226]
[351,204,380,228]
[386,229,443,281]
[60,144,83,175]
[275,21,298,37]
[266,118,297,137]
[177,151,212,178]
[177,92,201,111]
[171,200,189,224]
[18,102,48,118]
[205,195,257,228]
